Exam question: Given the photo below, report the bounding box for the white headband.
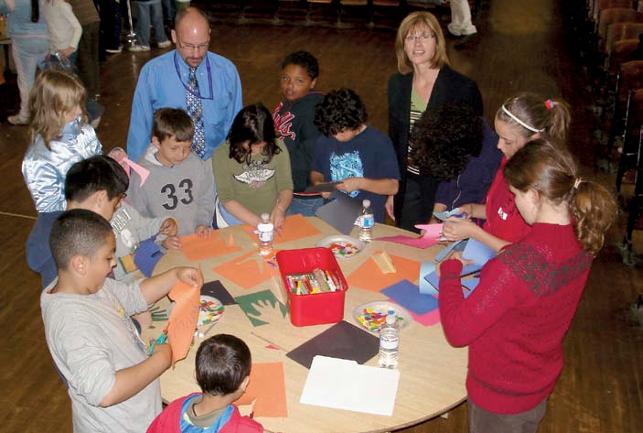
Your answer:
[501,105,545,133]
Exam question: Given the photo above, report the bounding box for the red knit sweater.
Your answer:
[439,223,593,414]
[483,158,531,243]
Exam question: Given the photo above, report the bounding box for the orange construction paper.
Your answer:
[180,231,241,261]
[347,254,420,292]
[212,252,277,289]
[237,362,288,418]
[243,214,320,245]
[166,281,200,365]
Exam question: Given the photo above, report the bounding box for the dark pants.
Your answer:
[468,399,547,433]
[96,0,121,53]
[398,172,438,233]
[76,21,101,97]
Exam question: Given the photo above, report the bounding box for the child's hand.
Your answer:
[270,208,286,232]
[442,218,477,241]
[159,218,178,236]
[195,225,211,238]
[321,191,332,199]
[161,235,181,250]
[336,177,362,194]
[385,195,395,221]
[59,47,75,58]
[176,266,204,289]
[457,204,474,219]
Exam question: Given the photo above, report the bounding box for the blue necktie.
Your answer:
[186,68,207,159]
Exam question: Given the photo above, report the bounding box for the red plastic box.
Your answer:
[276,247,348,327]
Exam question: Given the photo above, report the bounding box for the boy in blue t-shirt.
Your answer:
[311,88,400,222]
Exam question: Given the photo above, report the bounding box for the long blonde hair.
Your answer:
[394,12,449,74]
[504,139,617,255]
[29,70,87,148]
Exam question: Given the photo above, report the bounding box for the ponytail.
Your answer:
[570,179,618,255]
[504,139,617,255]
[496,93,571,144]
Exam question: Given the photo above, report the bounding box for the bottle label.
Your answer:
[362,214,374,229]
[258,229,273,243]
[380,338,399,350]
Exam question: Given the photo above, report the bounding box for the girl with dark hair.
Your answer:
[409,104,501,219]
[1,0,49,125]
[442,93,571,251]
[439,139,617,433]
[212,103,293,229]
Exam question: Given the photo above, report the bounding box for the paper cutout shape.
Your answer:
[300,356,400,416]
[347,254,420,292]
[433,208,466,221]
[414,223,444,238]
[434,239,467,263]
[372,251,396,274]
[134,237,163,277]
[235,289,288,327]
[462,238,496,266]
[462,277,480,297]
[419,261,438,295]
[381,279,439,315]
[423,271,479,299]
[201,280,237,305]
[166,281,200,365]
[286,320,379,369]
[180,231,241,261]
[213,252,277,289]
[243,214,320,245]
[236,362,288,418]
[315,192,362,235]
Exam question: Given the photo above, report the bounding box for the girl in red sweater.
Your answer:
[442,93,571,251]
[439,139,617,433]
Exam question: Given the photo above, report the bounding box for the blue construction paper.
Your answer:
[462,238,496,266]
[419,261,438,295]
[424,272,480,298]
[134,238,164,277]
[381,279,438,315]
[434,239,466,263]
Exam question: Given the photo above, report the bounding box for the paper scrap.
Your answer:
[235,290,288,327]
[348,255,420,292]
[372,251,397,274]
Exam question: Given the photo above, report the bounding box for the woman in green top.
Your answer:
[212,103,293,230]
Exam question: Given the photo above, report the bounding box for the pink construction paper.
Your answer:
[409,308,441,327]
[413,223,444,238]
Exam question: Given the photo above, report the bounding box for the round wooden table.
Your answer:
[143,217,467,433]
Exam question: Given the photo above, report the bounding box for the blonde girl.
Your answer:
[442,92,571,251]
[22,69,102,213]
[439,139,617,433]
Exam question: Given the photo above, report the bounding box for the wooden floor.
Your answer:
[0,1,641,432]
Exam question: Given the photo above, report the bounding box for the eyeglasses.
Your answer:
[405,32,435,43]
[178,41,210,52]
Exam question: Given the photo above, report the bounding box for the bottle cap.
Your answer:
[260,213,270,223]
[362,199,371,208]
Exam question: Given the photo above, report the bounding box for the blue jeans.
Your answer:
[288,197,324,217]
[11,36,49,118]
[134,0,168,47]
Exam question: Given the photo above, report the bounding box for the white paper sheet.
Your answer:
[299,355,400,416]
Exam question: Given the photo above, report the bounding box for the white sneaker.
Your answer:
[129,44,151,52]
[157,40,172,48]
[105,46,123,54]
[7,114,29,125]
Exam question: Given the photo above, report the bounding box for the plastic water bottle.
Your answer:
[378,309,399,369]
[257,213,274,256]
[359,199,374,242]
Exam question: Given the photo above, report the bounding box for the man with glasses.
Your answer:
[126,7,242,162]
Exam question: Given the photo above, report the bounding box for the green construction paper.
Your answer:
[235,289,288,327]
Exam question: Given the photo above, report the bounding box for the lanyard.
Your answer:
[173,51,214,100]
